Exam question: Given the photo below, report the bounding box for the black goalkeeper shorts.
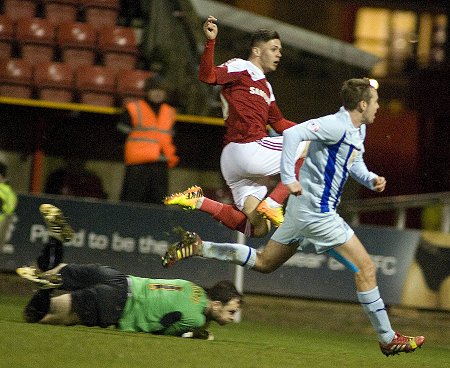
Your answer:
[59,264,128,328]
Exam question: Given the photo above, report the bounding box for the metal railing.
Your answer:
[341,191,450,232]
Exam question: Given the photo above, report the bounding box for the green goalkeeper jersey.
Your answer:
[118,276,208,335]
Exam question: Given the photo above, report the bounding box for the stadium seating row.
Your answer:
[1,0,120,27]
[0,58,152,106]
[0,15,139,69]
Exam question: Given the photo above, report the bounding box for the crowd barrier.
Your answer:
[1,194,448,310]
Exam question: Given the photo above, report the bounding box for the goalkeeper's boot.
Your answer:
[162,231,203,268]
[39,204,74,242]
[16,266,63,289]
[379,332,425,356]
[163,186,204,210]
[256,198,284,227]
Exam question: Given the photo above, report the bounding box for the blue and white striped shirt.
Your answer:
[281,107,377,213]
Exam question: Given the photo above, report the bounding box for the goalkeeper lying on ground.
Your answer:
[17,204,242,340]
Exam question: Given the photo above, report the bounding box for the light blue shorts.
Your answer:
[271,196,354,254]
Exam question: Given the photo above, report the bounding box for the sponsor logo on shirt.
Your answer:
[249,86,271,105]
[307,121,320,132]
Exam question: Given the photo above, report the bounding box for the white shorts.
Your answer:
[220,137,307,210]
[271,195,354,253]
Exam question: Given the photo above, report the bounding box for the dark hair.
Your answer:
[206,280,243,305]
[251,29,280,47]
[340,78,374,110]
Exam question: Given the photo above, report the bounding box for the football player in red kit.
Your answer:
[165,16,308,238]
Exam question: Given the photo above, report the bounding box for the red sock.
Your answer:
[200,198,253,236]
[268,158,305,204]
[268,181,289,205]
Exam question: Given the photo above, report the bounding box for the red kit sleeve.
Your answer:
[198,39,217,84]
[268,102,296,133]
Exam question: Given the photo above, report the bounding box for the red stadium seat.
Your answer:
[0,15,15,57]
[75,65,117,106]
[79,0,120,29]
[116,69,152,104]
[97,25,139,70]
[15,17,56,66]
[2,0,37,21]
[57,21,97,67]
[42,0,79,26]
[34,61,74,102]
[0,57,33,98]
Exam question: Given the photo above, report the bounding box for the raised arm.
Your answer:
[203,15,218,40]
[199,16,218,84]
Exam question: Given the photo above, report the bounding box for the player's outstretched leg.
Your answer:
[37,204,74,271]
[163,186,204,210]
[162,230,258,269]
[16,266,63,289]
[39,204,74,242]
[18,264,64,323]
[379,332,425,356]
[166,187,256,236]
[162,230,203,268]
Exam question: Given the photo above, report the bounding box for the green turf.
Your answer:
[0,294,448,368]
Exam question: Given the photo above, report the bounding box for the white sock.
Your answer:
[264,197,281,208]
[195,197,204,209]
[357,287,395,344]
[201,241,256,268]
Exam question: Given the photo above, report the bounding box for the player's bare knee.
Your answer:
[253,263,275,273]
[251,220,270,238]
[252,226,269,238]
[254,254,278,273]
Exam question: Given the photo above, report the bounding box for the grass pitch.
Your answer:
[1,277,449,368]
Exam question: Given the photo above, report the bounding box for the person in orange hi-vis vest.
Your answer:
[119,74,179,204]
